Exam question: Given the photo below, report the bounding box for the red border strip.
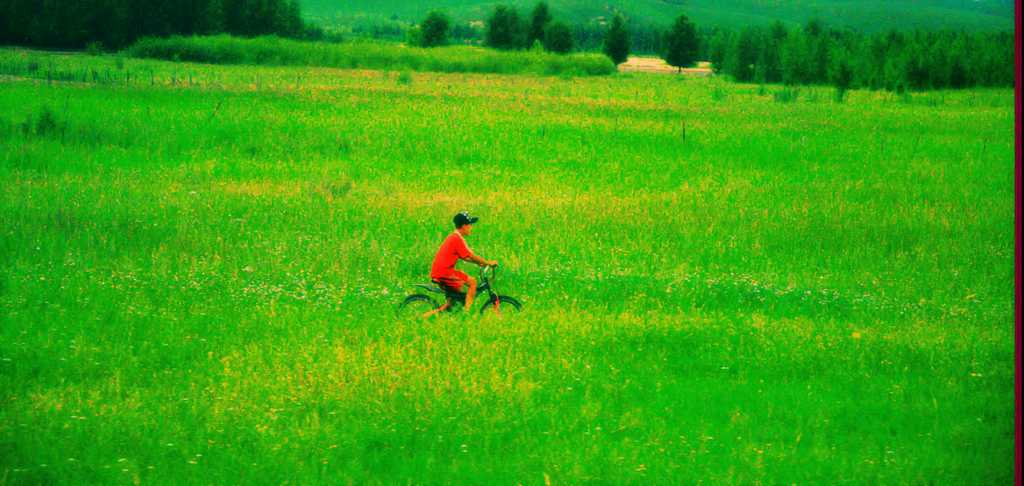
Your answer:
[1015,0,1022,483]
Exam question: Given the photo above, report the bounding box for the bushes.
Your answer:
[126,35,616,76]
[773,87,800,103]
[22,106,65,139]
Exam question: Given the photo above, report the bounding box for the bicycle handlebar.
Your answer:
[479,263,498,281]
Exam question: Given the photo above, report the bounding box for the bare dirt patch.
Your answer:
[619,57,713,76]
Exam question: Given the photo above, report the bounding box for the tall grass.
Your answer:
[125,35,616,76]
[0,49,1015,483]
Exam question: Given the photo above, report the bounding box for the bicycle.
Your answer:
[397,265,522,318]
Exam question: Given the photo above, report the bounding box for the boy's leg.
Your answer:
[463,276,477,312]
[421,300,451,319]
[421,274,464,319]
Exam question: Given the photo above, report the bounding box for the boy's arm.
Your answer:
[464,252,497,267]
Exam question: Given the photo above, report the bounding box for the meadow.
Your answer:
[0,48,1016,483]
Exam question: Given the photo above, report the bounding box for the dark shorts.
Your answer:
[432,270,469,292]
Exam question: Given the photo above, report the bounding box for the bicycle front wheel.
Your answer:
[479,295,522,315]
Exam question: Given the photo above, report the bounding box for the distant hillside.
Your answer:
[302,0,1014,32]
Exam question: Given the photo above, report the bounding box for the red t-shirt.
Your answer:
[430,232,471,279]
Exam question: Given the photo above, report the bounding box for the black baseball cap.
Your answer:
[453,211,479,228]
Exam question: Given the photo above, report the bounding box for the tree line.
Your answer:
[483,2,575,54]
[566,16,1012,91]
[406,3,583,55]
[707,20,1014,91]
[464,7,1013,91]
[409,2,695,71]
[0,0,311,50]
[474,5,698,70]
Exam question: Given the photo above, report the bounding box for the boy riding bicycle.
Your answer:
[428,211,498,314]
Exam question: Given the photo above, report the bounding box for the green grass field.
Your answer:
[0,49,1016,483]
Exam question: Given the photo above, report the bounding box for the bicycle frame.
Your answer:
[417,265,499,311]
[449,265,499,309]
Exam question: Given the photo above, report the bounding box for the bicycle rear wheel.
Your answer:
[479,295,522,315]
[397,294,440,319]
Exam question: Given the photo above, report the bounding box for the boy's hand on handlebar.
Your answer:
[486,260,499,267]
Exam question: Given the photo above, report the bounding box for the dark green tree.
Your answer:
[726,26,759,82]
[199,0,225,34]
[755,21,786,83]
[707,30,732,73]
[602,13,630,65]
[829,50,854,101]
[804,19,830,83]
[947,34,969,88]
[543,21,573,53]
[663,13,699,71]
[281,0,303,37]
[781,31,810,85]
[861,31,892,89]
[485,5,524,50]
[527,2,552,47]
[419,11,450,47]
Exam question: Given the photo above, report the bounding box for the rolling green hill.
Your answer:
[302,0,1014,32]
